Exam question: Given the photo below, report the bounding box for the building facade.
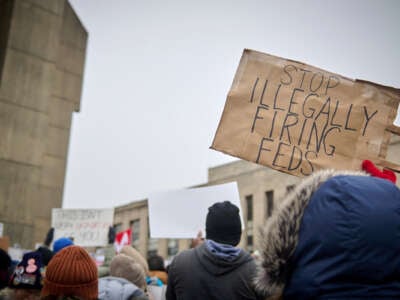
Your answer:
[0,0,87,248]
[114,136,400,260]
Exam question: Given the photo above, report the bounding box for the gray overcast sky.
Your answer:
[63,0,400,209]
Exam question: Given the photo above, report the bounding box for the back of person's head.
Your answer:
[41,245,98,300]
[36,246,54,266]
[52,237,74,254]
[109,253,146,290]
[9,250,43,290]
[147,254,165,271]
[119,245,149,274]
[0,248,11,290]
[255,169,400,299]
[206,201,242,246]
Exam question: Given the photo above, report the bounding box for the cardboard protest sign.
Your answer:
[211,49,400,176]
[148,182,243,239]
[52,208,114,247]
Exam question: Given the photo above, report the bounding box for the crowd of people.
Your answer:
[0,160,399,299]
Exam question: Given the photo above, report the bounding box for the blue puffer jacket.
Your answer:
[98,276,148,300]
[255,170,400,300]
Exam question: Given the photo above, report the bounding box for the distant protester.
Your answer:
[0,250,44,299]
[255,169,400,299]
[147,255,167,300]
[9,250,44,289]
[0,248,11,290]
[41,245,98,300]
[147,254,167,285]
[36,246,54,266]
[98,226,117,278]
[52,237,74,254]
[98,253,149,300]
[166,201,263,300]
[120,246,149,276]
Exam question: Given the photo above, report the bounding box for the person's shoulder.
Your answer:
[168,248,197,270]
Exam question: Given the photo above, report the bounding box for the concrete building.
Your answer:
[114,136,400,260]
[113,160,301,261]
[0,0,87,248]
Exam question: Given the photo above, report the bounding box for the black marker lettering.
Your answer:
[323,126,341,156]
[279,113,299,144]
[288,88,304,113]
[273,84,285,111]
[288,145,302,171]
[310,72,324,93]
[362,106,378,136]
[259,79,269,106]
[344,104,357,131]
[256,137,273,163]
[330,99,342,127]
[251,105,269,133]
[298,68,311,89]
[302,93,319,118]
[297,118,308,146]
[269,110,278,138]
[325,75,340,94]
[301,151,317,176]
[281,64,297,85]
[315,96,331,121]
[272,141,290,168]
[249,77,259,103]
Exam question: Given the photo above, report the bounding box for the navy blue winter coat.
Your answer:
[255,170,400,300]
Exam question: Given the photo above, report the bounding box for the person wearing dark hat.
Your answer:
[255,162,400,299]
[36,246,54,267]
[0,250,44,299]
[0,248,11,290]
[166,201,263,300]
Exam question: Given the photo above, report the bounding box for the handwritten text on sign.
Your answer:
[52,208,114,247]
[211,50,400,176]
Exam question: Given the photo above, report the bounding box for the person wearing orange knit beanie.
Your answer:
[41,245,98,300]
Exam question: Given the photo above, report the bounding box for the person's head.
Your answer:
[52,237,74,254]
[119,245,149,275]
[0,248,11,289]
[255,170,400,299]
[36,246,54,266]
[9,250,43,290]
[41,245,98,300]
[110,253,146,289]
[147,254,165,271]
[205,201,242,246]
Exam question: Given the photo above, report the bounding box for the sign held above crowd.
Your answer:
[211,49,400,176]
[148,182,242,239]
[51,208,114,247]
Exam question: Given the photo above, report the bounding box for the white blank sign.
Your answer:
[148,182,242,239]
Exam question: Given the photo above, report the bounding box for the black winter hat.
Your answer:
[206,201,242,246]
[36,246,54,266]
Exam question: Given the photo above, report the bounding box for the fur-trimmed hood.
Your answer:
[255,169,400,299]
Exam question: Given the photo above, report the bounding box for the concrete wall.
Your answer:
[0,0,87,248]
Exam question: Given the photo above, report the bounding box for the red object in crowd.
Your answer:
[114,228,132,253]
[362,160,397,184]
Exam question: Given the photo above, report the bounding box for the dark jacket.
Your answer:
[255,170,400,299]
[166,242,262,300]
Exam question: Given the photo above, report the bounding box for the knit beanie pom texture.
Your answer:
[41,245,98,300]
